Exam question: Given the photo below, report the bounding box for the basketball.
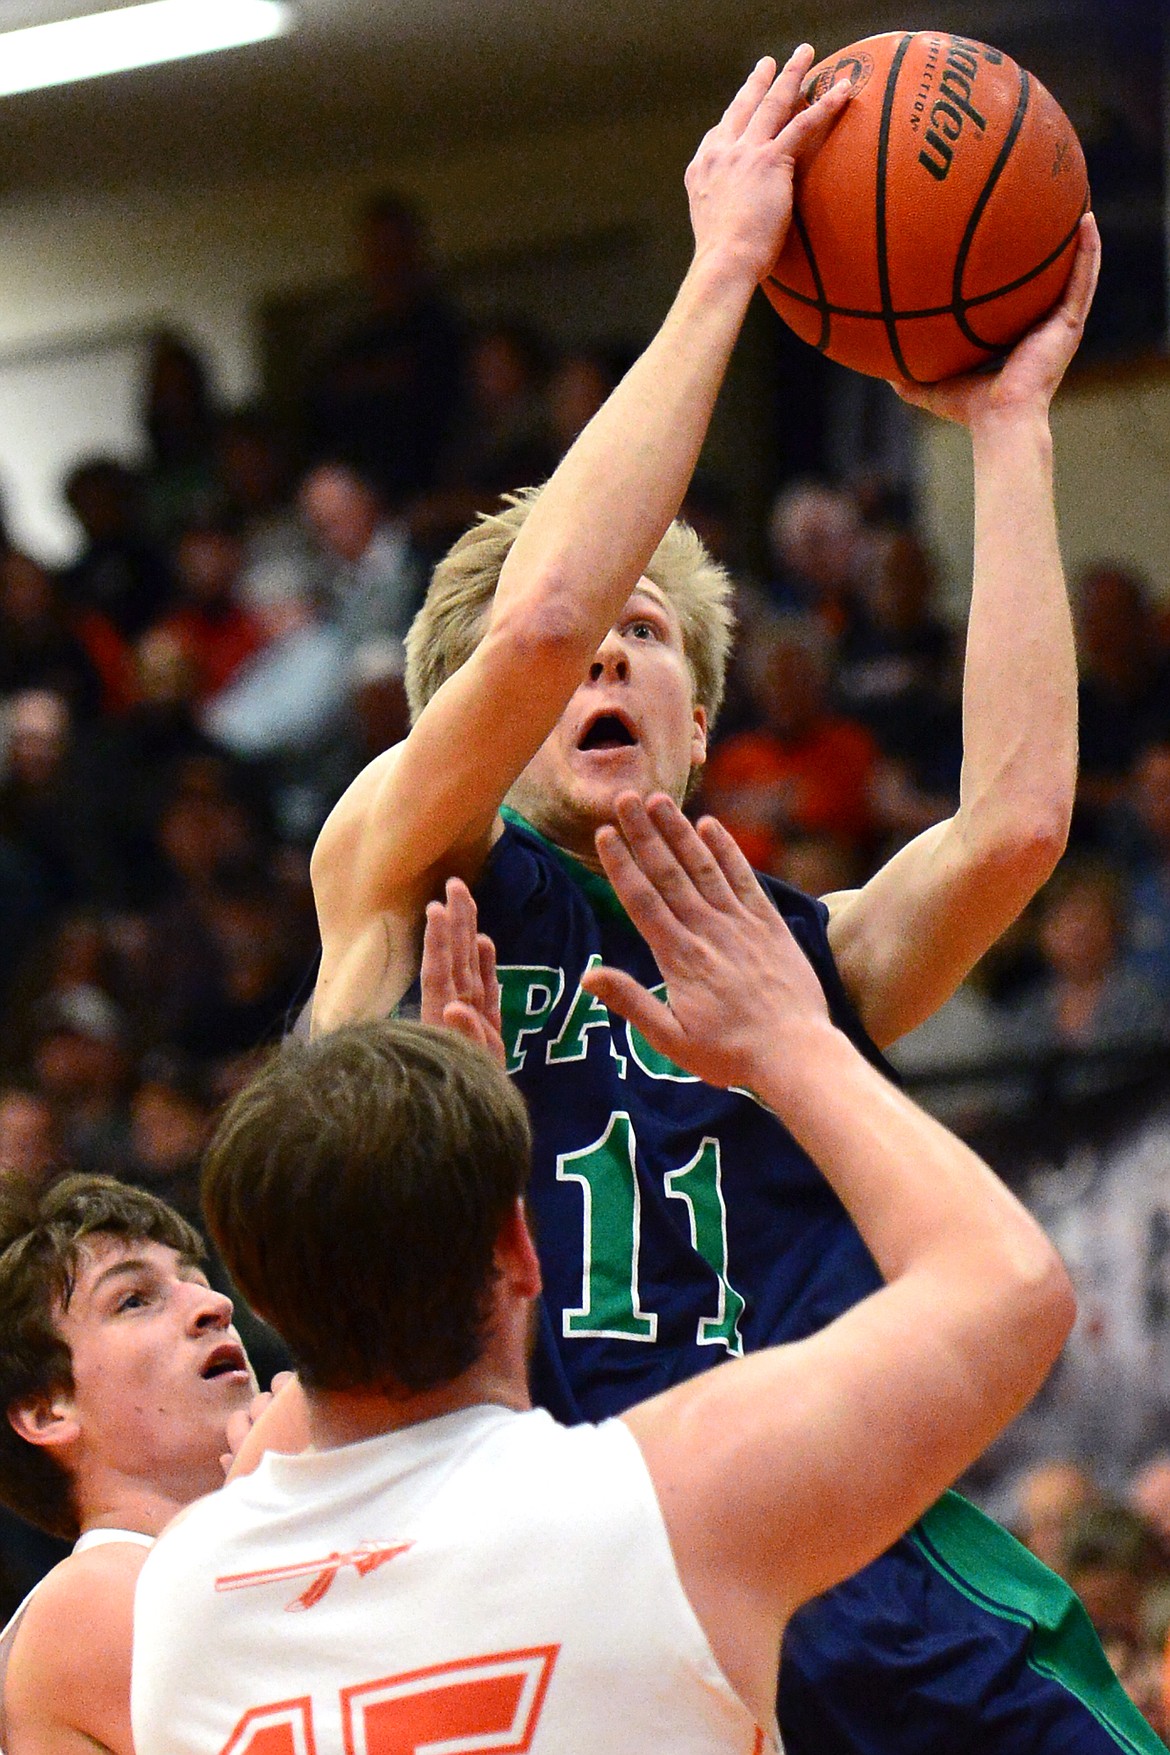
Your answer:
[763,31,1089,382]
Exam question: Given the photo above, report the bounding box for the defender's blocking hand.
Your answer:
[421,878,506,1068]
[581,792,832,1090]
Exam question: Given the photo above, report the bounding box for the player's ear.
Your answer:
[8,1390,80,1454]
[691,703,708,767]
[495,1200,542,1300]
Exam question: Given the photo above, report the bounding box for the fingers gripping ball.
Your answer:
[762,31,1089,381]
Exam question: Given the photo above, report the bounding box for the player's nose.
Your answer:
[187,1281,235,1333]
[589,629,630,682]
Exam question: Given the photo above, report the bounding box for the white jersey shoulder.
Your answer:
[0,1528,153,1754]
[132,1405,778,1755]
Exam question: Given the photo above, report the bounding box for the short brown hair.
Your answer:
[405,488,734,727]
[201,1020,531,1395]
[0,1176,203,1539]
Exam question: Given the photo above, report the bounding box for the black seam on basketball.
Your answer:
[766,207,1085,324]
[790,205,831,351]
[951,65,1030,348]
[876,34,915,378]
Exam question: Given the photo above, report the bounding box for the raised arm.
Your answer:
[309,53,851,1031]
[826,216,1100,1048]
[586,794,1073,1723]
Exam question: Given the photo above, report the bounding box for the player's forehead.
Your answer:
[65,1234,187,1311]
[621,579,681,631]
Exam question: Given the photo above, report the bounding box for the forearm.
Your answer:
[959,410,1076,858]
[753,1023,1067,1308]
[489,247,757,642]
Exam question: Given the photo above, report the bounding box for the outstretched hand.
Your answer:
[420,878,506,1068]
[686,47,851,285]
[891,212,1101,428]
[581,793,831,1090]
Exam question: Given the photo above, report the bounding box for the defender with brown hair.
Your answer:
[0,1175,255,1755]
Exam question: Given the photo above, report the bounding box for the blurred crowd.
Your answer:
[3,188,1170,1720]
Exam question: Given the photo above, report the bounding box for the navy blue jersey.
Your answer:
[474,810,889,1425]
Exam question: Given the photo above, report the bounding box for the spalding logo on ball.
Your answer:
[762,30,1089,382]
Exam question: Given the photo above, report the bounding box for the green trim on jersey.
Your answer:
[499,805,631,926]
[913,1493,1167,1754]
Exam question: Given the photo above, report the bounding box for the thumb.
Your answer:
[581,966,687,1059]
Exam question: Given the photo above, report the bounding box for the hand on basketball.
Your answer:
[421,878,506,1069]
[890,213,1101,427]
[582,792,832,1090]
[686,47,852,285]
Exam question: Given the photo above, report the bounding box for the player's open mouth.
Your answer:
[578,711,638,752]
[200,1341,249,1382]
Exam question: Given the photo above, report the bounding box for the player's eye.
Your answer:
[115,1286,152,1313]
[628,620,658,640]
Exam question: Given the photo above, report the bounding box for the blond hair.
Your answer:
[405,487,734,726]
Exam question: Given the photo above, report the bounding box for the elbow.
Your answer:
[966,799,1072,908]
[1004,1233,1077,1377]
[1033,1245,1077,1362]
[487,570,594,666]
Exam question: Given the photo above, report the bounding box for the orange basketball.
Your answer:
[763,31,1089,382]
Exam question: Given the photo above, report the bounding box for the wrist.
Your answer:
[686,239,768,305]
[742,1013,848,1109]
[968,403,1054,457]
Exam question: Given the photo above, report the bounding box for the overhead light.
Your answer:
[0,0,292,98]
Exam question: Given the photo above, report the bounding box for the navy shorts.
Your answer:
[779,1492,1166,1755]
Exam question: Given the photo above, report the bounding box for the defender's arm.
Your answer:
[826,217,1099,1048]
[587,796,1071,1723]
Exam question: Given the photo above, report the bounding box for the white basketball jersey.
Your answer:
[132,1404,777,1755]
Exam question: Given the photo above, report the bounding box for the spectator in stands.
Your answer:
[304,192,465,504]
[0,551,108,720]
[199,591,348,776]
[73,628,224,912]
[1001,857,1169,1090]
[1076,565,1170,826]
[1131,1457,1170,1566]
[1061,1502,1164,1725]
[764,476,870,632]
[160,510,266,701]
[0,690,103,911]
[133,766,298,1070]
[0,1086,59,1189]
[29,986,132,1178]
[701,612,879,871]
[214,409,321,616]
[838,530,958,759]
[299,460,424,647]
[61,457,173,641]
[120,1051,211,1230]
[441,319,553,491]
[0,834,47,1013]
[1015,1459,1102,1573]
[412,320,558,553]
[545,347,622,456]
[1121,741,1170,991]
[140,331,219,542]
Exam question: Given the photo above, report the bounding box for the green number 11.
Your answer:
[556,1111,745,1355]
